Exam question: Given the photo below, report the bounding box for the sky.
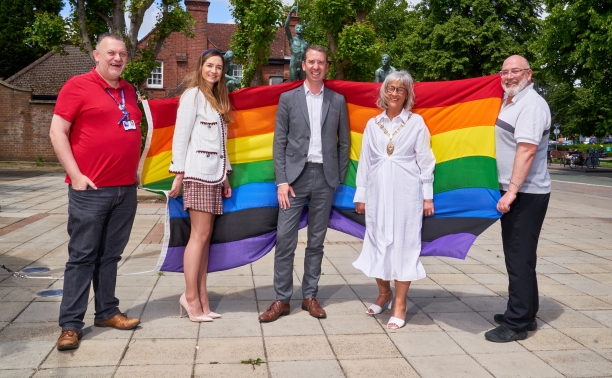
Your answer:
[60,1,421,40]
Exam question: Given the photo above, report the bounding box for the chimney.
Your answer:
[185,1,210,66]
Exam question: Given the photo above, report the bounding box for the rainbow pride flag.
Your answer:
[139,76,503,273]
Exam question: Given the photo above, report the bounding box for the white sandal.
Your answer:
[366,291,393,315]
[387,316,406,329]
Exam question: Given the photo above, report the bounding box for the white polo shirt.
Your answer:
[495,83,551,194]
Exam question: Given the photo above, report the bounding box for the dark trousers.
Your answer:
[59,184,137,332]
[274,163,335,303]
[500,191,550,332]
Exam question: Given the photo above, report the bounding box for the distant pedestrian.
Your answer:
[50,33,141,351]
[485,55,551,343]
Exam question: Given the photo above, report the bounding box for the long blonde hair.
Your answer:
[187,49,232,123]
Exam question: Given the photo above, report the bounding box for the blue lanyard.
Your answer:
[105,88,130,124]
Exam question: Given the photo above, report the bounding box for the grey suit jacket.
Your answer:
[273,84,350,188]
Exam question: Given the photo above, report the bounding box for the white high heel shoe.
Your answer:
[387,303,408,329]
[366,291,393,315]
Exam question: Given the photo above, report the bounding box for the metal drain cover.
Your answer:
[36,289,63,297]
[22,267,51,274]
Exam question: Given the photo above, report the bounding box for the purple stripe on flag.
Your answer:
[161,231,277,273]
[420,233,477,259]
[328,209,365,239]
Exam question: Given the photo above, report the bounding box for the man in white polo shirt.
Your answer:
[485,55,551,343]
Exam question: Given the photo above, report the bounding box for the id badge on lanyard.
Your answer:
[105,88,136,131]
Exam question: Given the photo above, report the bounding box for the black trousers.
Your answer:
[500,191,550,332]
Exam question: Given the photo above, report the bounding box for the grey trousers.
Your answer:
[274,163,335,303]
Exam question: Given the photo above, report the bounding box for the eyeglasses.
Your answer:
[498,68,530,77]
[385,86,407,95]
[305,60,327,66]
[106,50,129,59]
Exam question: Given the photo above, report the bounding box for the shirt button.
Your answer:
[306,136,310,140]
[303,154,307,157]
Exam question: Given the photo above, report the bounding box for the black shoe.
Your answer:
[494,314,537,331]
[485,324,528,343]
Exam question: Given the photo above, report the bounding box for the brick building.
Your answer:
[0,0,296,161]
[143,0,295,99]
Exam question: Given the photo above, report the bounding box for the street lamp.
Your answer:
[553,123,560,151]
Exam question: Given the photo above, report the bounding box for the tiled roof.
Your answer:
[6,45,93,96]
[208,23,286,59]
[207,23,236,52]
[270,28,286,59]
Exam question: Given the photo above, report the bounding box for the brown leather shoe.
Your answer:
[94,313,140,330]
[57,330,82,351]
[258,300,290,323]
[301,298,326,318]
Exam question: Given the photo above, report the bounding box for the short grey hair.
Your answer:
[376,70,415,111]
[95,32,124,50]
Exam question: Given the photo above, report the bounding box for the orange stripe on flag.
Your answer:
[147,125,175,157]
[229,105,278,139]
[347,104,379,134]
[415,98,502,136]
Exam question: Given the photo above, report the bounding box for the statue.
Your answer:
[285,6,308,81]
[223,50,240,92]
[374,54,397,83]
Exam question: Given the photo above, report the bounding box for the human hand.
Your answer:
[277,184,295,209]
[423,200,434,217]
[355,202,365,215]
[496,191,516,214]
[168,173,184,198]
[223,178,232,198]
[71,174,96,190]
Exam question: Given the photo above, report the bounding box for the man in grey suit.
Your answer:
[259,45,350,322]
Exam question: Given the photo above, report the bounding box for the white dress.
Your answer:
[352,108,436,281]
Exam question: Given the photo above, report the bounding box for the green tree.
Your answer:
[26,0,195,88]
[390,0,543,81]
[297,0,382,81]
[0,0,63,79]
[533,1,612,136]
[367,0,410,43]
[229,0,284,86]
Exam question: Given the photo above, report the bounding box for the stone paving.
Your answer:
[1,172,612,377]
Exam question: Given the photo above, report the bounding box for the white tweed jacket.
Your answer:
[169,87,231,184]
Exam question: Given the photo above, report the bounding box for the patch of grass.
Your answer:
[599,160,612,168]
[241,358,264,370]
[36,155,45,167]
[157,271,165,276]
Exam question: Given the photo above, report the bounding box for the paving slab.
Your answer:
[2,168,612,376]
[535,350,612,377]
[340,358,420,378]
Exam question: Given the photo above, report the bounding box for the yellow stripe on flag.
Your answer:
[141,151,173,186]
[228,132,274,164]
[432,126,495,164]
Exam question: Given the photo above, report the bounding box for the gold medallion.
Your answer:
[386,141,395,156]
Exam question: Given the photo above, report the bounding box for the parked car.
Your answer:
[602,137,612,144]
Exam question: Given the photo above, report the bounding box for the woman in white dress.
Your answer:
[353,70,436,329]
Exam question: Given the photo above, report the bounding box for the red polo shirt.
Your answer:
[54,68,142,187]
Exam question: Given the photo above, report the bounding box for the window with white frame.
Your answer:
[147,61,163,88]
[232,64,243,82]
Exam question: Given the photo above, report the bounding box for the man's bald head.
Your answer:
[503,55,530,69]
[501,55,532,98]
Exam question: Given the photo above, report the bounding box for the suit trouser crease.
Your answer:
[59,185,137,331]
[501,191,550,332]
[274,164,335,302]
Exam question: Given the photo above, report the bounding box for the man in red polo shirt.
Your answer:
[50,32,142,351]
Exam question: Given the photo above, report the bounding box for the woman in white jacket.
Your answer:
[168,49,232,322]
